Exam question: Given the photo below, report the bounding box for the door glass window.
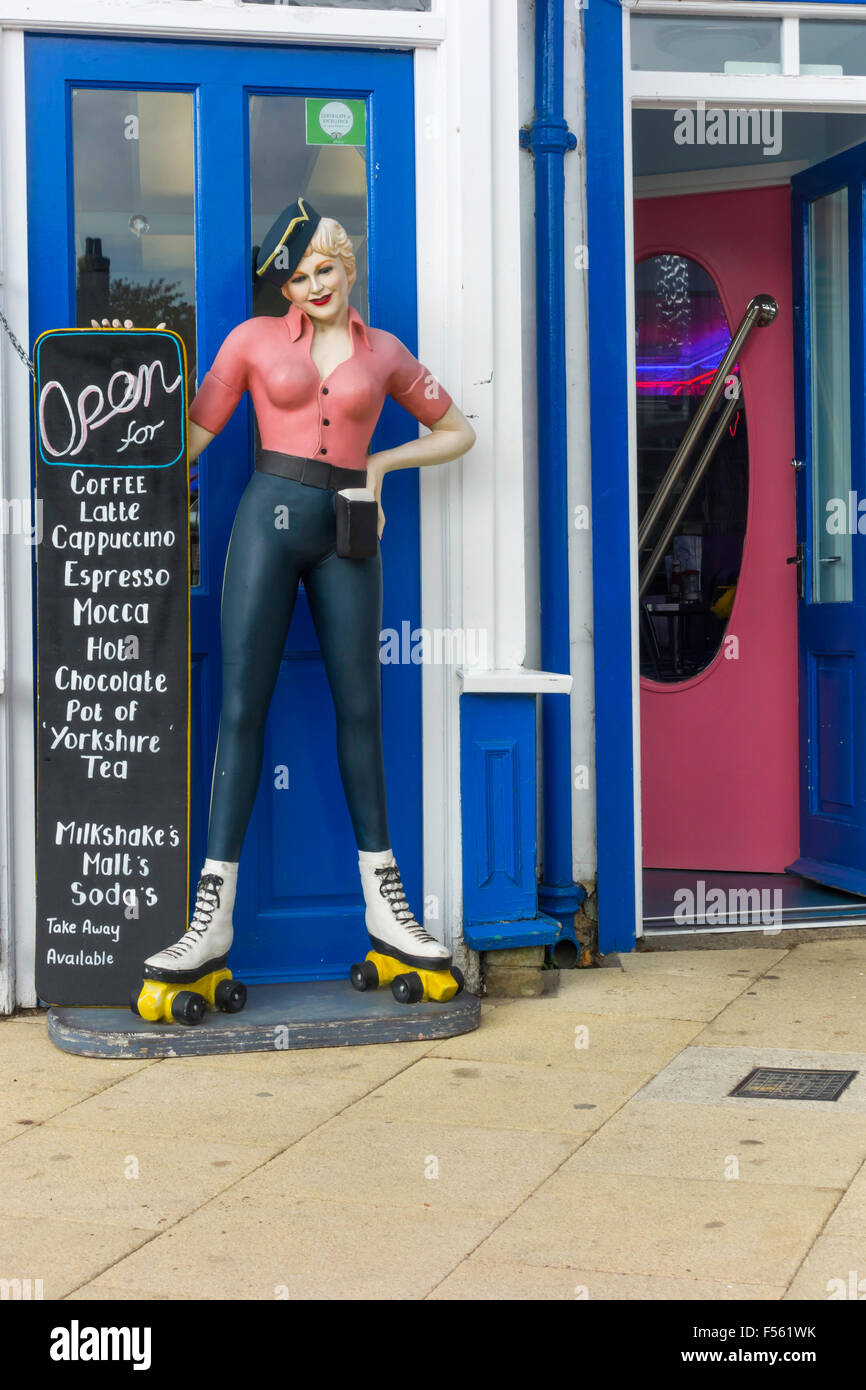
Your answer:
[71,88,200,581]
[800,22,866,76]
[630,16,781,74]
[636,253,749,683]
[249,93,368,325]
[248,95,369,593]
[809,188,852,604]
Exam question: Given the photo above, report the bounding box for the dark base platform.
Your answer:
[47,978,481,1058]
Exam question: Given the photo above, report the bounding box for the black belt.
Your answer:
[257,449,367,492]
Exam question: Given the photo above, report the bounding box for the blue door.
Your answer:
[790,144,866,894]
[26,36,424,980]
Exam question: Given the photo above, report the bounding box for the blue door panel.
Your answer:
[812,654,856,814]
[26,35,423,981]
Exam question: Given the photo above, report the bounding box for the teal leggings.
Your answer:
[206,469,390,861]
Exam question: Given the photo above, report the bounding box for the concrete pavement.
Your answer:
[1,938,866,1300]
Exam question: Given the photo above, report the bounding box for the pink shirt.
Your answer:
[188,303,453,471]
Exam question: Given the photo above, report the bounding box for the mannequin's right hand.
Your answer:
[90,318,167,329]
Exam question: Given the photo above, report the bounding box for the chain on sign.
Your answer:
[0,308,34,377]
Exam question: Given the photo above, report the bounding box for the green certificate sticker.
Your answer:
[306,98,367,147]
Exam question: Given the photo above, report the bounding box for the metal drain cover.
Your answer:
[730,1067,858,1102]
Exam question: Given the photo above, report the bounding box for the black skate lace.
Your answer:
[375,865,436,943]
[160,873,223,960]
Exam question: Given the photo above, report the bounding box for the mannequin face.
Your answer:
[281,247,354,324]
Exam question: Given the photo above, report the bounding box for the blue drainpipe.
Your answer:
[519,0,586,932]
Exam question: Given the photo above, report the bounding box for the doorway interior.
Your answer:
[632,106,866,936]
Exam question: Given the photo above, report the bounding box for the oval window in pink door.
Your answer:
[636,252,748,682]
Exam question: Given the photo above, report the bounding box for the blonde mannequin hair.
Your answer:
[306,216,357,290]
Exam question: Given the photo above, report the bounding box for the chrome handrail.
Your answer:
[637,293,777,558]
[639,386,740,600]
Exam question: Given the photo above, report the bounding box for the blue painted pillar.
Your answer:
[584,0,638,951]
[520,0,584,932]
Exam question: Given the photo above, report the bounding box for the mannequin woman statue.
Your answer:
[141,198,476,985]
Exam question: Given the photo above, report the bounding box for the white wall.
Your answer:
[518,0,540,673]
[419,0,531,957]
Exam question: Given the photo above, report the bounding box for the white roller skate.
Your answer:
[143,859,238,983]
[358,848,451,969]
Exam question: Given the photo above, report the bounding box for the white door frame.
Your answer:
[621,1,866,936]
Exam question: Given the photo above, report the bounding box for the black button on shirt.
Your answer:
[323,419,330,426]
[322,386,329,395]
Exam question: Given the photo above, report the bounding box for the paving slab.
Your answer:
[562,1098,866,1187]
[0,1017,155,1092]
[0,1083,96,1143]
[45,1058,394,1146]
[350,1057,647,1134]
[155,1037,435,1079]
[0,1214,153,1300]
[697,959,866,1050]
[76,1193,498,1300]
[5,944,865,1302]
[820,1160,866,1237]
[223,1114,579,1215]
[475,1171,841,1285]
[429,1257,785,1301]
[70,1285,180,1300]
[427,1004,702,1073]
[784,1235,866,1301]
[610,948,789,976]
[638,1045,866,1113]
[538,961,774,1022]
[779,939,866,970]
[0,1123,275,1230]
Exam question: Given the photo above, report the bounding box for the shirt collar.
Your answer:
[287,301,372,350]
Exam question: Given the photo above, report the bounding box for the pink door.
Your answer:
[637,186,799,872]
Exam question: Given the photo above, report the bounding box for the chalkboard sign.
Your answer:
[34,329,190,1007]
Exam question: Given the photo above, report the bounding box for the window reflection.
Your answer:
[72,88,200,583]
[636,254,749,683]
[801,21,866,76]
[248,93,369,507]
[248,94,368,585]
[249,93,368,323]
[631,16,781,74]
[809,189,852,604]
